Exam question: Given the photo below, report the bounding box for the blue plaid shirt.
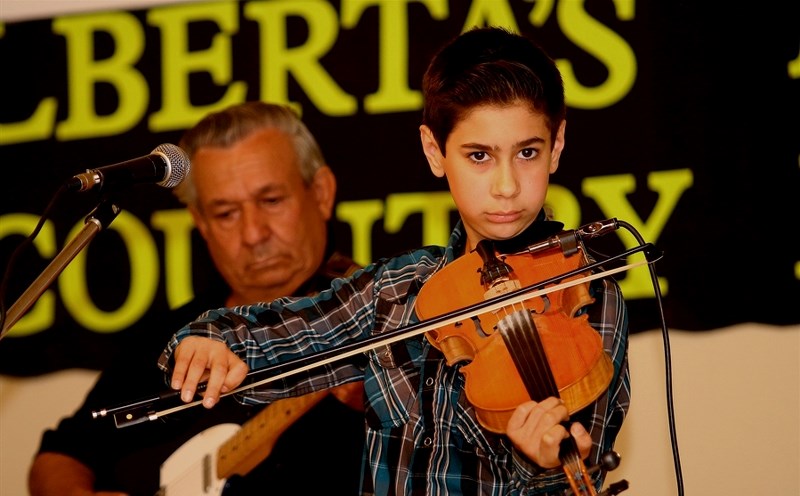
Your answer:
[160,221,630,495]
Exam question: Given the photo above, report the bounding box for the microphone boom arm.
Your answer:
[0,199,121,338]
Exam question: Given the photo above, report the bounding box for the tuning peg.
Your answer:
[598,450,621,471]
[587,451,628,495]
[586,450,622,475]
[598,479,629,495]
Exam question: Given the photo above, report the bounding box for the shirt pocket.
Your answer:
[362,343,422,430]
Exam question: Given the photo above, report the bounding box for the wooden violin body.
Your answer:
[415,239,613,433]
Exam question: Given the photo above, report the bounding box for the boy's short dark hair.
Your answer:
[421,27,566,155]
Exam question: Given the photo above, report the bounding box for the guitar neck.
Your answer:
[216,389,330,479]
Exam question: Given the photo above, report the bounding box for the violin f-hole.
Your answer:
[469,316,490,338]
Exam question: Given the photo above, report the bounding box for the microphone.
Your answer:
[66,143,191,193]
[497,218,621,258]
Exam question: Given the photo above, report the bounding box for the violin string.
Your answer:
[498,310,555,402]
[560,435,597,495]
[498,300,597,496]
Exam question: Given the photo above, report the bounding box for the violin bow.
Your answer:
[95,239,660,426]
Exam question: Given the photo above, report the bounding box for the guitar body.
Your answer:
[157,423,240,496]
[156,389,335,496]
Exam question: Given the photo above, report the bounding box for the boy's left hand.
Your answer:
[506,397,592,468]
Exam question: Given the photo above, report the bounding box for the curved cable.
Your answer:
[616,219,684,496]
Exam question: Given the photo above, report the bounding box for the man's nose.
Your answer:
[240,204,269,245]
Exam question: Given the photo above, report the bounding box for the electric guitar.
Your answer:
[156,389,329,496]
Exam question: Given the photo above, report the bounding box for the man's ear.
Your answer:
[189,205,209,241]
[312,165,337,220]
[420,125,446,178]
[549,120,566,174]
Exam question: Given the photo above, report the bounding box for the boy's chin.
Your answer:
[482,225,528,242]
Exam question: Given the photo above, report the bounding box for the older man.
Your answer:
[29,102,365,496]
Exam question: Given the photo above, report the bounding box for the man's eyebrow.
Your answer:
[203,184,282,208]
[205,198,235,209]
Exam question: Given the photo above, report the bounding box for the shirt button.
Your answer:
[423,437,433,447]
[425,377,434,387]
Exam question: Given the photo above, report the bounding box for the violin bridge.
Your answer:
[483,278,521,299]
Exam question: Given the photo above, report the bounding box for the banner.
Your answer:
[1,0,798,376]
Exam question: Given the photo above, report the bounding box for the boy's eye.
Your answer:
[518,148,538,160]
[469,151,490,163]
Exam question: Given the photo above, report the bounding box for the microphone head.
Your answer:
[152,143,191,188]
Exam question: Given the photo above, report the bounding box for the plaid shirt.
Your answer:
[160,221,630,495]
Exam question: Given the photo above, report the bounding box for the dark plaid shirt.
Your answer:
[160,221,630,495]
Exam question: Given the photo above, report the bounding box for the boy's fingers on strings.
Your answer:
[570,422,593,459]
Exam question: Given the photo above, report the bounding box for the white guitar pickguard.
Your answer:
[158,423,241,496]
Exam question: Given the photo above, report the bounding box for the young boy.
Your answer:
[160,27,629,495]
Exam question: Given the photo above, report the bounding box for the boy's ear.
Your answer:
[549,120,567,174]
[419,125,446,178]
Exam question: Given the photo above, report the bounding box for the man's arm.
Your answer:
[29,452,127,496]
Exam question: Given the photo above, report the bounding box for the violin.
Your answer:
[415,225,621,495]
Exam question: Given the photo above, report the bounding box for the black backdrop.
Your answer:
[1,0,798,376]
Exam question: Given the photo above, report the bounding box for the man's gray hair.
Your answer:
[173,101,325,207]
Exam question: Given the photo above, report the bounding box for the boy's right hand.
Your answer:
[505,397,592,468]
[170,336,249,408]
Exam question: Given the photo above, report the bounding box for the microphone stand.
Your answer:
[0,198,121,339]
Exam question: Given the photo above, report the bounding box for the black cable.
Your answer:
[616,219,684,496]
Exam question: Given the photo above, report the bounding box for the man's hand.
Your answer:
[29,452,130,496]
[170,336,249,408]
[505,397,592,468]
